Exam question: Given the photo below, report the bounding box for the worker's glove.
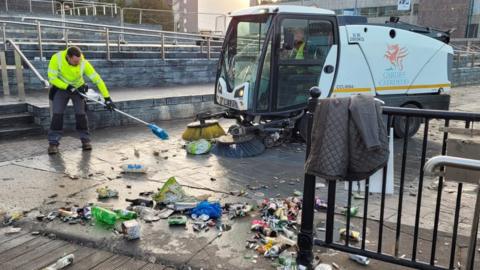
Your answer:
[77,84,88,94]
[104,97,116,111]
[66,85,77,94]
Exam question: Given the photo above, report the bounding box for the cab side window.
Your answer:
[276,19,334,110]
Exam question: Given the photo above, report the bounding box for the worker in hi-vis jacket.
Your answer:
[47,46,115,155]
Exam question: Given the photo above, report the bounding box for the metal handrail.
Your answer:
[0,20,220,43]
[6,39,49,88]
[120,7,227,34]
[2,0,116,14]
[424,155,480,175]
[424,155,480,270]
[0,19,222,61]
[20,17,224,39]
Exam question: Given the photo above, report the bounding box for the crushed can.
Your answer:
[349,254,370,265]
[121,220,141,240]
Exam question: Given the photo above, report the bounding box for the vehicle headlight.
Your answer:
[217,82,223,94]
[234,87,244,98]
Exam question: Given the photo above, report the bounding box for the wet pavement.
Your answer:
[1,86,480,269]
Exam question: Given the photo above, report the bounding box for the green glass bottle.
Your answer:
[114,209,138,220]
[92,206,117,225]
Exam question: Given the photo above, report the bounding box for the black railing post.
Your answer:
[297,87,321,269]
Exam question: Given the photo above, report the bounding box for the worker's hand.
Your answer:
[104,97,116,111]
[77,84,88,94]
[66,85,77,94]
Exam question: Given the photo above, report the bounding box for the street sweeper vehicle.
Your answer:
[182,5,453,157]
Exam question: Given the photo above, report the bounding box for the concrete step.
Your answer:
[0,124,44,139]
[0,103,28,114]
[0,112,34,127]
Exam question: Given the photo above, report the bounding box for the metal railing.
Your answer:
[2,0,226,35]
[297,89,480,270]
[424,156,480,270]
[120,7,226,34]
[1,0,116,16]
[1,39,49,101]
[0,19,222,61]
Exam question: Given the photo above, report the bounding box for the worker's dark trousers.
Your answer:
[48,87,90,145]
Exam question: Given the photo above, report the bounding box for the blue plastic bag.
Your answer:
[191,201,222,219]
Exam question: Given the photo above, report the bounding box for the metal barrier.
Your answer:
[297,88,480,269]
[0,19,222,61]
[1,39,49,101]
[1,0,116,16]
[120,7,226,34]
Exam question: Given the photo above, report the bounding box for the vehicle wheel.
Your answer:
[393,104,421,138]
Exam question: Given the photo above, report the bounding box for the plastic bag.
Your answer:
[191,201,222,220]
[186,139,212,155]
[153,177,186,204]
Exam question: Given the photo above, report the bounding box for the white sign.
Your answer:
[344,128,395,194]
[398,0,411,11]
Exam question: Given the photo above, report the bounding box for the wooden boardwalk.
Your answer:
[0,232,168,270]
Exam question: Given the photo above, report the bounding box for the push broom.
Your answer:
[77,92,169,140]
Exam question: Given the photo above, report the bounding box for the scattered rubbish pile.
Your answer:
[243,196,303,268]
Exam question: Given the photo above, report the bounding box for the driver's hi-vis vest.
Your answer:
[47,49,110,98]
[294,42,305,60]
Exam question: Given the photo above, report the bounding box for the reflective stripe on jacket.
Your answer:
[47,49,110,98]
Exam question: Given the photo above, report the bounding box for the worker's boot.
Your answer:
[48,144,59,155]
[82,142,92,151]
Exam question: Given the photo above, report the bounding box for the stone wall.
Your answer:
[4,58,218,94]
[29,94,220,132]
[452,67,480,87]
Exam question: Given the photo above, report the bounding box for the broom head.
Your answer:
[182,120,226,141]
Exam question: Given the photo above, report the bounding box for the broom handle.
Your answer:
[78,92,150,126]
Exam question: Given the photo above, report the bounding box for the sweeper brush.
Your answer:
[181,119,226,141]
[211,134,265,158]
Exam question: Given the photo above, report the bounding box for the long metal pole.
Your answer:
[2,23,6,51]
[161,34,165,60]
[5,0,8,12]
[77,92,150,126]
[14,51,26,102]
[466,187,480,270]
[120,9,124,42]
[61,3,66,39]
[29,0,32,13]
[0,51,10,96]
[6,39,49,88]
[37,21,43,60]
[105,28,110,60]
[296,87,320,269]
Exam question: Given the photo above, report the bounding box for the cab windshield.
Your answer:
[220,15,272,93]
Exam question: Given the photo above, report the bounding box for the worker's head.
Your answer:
[293,28,305,43]
[66,46,82,66]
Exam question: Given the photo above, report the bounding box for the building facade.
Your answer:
[254,0,480,38]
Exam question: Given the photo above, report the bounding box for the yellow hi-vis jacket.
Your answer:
[47,49,110,98]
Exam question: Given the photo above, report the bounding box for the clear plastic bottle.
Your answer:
[121,164,147,173]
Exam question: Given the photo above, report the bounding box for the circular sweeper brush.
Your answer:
[211,134,266,158]
[182,120,226,141]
